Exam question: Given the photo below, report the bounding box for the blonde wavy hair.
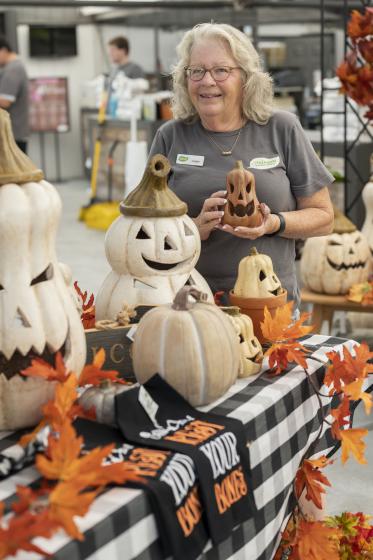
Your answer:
[171,23,274,125]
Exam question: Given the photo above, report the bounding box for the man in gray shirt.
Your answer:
[0,36,29,153]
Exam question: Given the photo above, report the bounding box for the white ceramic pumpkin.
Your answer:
[301,209,371,295]
[132,286,240,406]
[233,247,283,298]
[361,157,373,256]
[0,110,86,430]
[96,155,213,320]
[224,307,264,377]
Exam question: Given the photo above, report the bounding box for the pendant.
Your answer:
[221,151,232,156]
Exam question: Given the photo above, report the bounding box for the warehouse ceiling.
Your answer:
[1,0,357,28]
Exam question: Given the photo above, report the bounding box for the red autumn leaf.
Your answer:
[265,341,310,375]
[295,519,341,560]
[21,351,69,382]
[261,302,314,343]
[11,485,50,515]
[74,281,96,329]
[0,509,57,559]
[295,459,331,510]
[330,396,351,440]
[347,8,373,40]
[78,348,125,386]
[340,428,368,465]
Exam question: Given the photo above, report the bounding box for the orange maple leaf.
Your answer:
[260,302,314,343]
[295,519,341,560]
[330,397,351,440]
[78,348,125,386]
[342,378,373,415]
[47,481,100,541]
[295,459,331,510]
[340,428,368,465]
[325,343,373,392]
[20,352,69,382]
[265,341,310,375]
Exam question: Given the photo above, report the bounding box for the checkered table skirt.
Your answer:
[0,334,371,560]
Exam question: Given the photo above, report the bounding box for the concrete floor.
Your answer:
[55,178,373,518]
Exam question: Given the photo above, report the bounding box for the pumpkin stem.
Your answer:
[0,109,44,186]
[120,153,188,217]
[221,306,241,316]
[249,247,259,256]
[172,286,208,310]
[235,160,244,171]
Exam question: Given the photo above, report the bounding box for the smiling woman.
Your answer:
[148,22,334,311]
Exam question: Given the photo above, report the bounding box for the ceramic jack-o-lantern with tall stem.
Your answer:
[0,109,86,430]
[222,160,263,228]
[301,207,371,295]
[96,154,213,320]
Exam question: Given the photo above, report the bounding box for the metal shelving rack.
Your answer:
[320,0,373,227]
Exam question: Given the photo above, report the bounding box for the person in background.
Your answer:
[148,22,334,310]
[0,36,29,153]
[107,36,145,80]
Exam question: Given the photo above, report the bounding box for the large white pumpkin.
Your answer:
[0,110,86,430]
[301,209,371,295]
[132,286,240,406]
[96,155,213,319]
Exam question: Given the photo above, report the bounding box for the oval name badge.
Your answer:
[249,156,280,170]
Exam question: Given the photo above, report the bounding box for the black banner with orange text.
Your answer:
[115,375,256,546]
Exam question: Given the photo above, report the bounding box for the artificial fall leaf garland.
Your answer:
[260,301,373,559]
[0,350,139,558]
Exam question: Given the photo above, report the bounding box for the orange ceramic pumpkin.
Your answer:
[222,160,263,228]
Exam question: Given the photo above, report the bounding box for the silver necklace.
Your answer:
[204,124,243,156]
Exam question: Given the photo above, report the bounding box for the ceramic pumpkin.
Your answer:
[96,154,213,320]
[79,381,132,426]
[301,208,371,294]
[361,159,373,256]
[0,110,86,430]
[132,286,240,406]
[223,307,263,377]
[233,247,283,298]
[222,160,263,228]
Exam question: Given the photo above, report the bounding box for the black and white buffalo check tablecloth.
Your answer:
[1,334,372,560]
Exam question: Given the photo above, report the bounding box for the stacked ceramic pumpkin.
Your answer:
[95,154,213,320]
[0,110,86,430]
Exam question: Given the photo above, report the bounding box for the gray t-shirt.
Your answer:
[148,111,334,306]
[0,59,29,141]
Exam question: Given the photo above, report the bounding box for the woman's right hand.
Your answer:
[193,190,227,241]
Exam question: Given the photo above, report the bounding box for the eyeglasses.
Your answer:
[184,66,241,82]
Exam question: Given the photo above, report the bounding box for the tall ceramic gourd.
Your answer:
[222,160,263,228]
[132,286,240,406]
[361,155,373,255]
[96,154,213,320]
[301,207,371,294]
[0,109,86,430]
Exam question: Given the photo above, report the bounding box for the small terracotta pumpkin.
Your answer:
[132,286,240,406]
[79,381,132,426]
[222,160,263,228]
[233,247,283,298]
[301,208,371,295]
[223,307,264,377]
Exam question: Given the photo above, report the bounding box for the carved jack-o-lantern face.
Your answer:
[234,248,283,298]
[104,215,200,277]
[301,230,371,294]
[223,160,262,228]
[226,310,263,377]
[0,182,86,376]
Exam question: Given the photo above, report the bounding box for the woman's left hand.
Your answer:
[216,203,280,239]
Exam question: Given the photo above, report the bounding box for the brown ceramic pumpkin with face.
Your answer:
[222,161,263,228]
